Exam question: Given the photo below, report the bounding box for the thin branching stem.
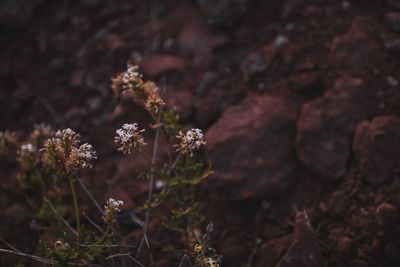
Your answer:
[77,176,104,214]
[68,174,81,244]
[82,212,105,234]
[0,248,58,265]
[43,198,78,237]
[137,111,161,266]
[177,253,188,267]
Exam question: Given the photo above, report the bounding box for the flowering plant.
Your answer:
[0,64,220,267]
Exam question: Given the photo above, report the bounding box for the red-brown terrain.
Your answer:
[1,0,400,266]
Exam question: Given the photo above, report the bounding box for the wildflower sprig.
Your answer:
[111,64,216,263]
[0,62,220,267]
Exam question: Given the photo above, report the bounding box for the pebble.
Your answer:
[387,75,399,86]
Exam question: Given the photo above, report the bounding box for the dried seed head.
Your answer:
[203,257,220,267]
[114,123,146,154]
[42,128,97,172]
[103,198,124,223]
[176,128,206,157]
[67,143,97,169]
[54,240,70,251]
[142,81,165,114]
[194,243,205,254]
[112,65,144,95]
[111,65,165,114]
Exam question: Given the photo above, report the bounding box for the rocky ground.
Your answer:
[1,0,400,266]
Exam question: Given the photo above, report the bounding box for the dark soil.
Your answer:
[2,0,400,266]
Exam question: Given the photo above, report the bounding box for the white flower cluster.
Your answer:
[18,143,36,164]
[21,143,35,153]
[185,129,205,149]
[176,128,206,156]
[106,198,124,212]
[122,65,143,90]
[72,143,97,169]
[103,197,124,223]
[114,123,146,154]
[56,128,78,139]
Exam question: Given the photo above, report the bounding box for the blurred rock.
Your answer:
[328,190,348,216]
[240,51,269,80]
[255,235,293,267]
[353,116,400,184]
[376,203,398,226]
[275,212,324,267]
[140,54,185,78]
[165,89,194,122]
[0,0,44,24]
[296,75,370,180]
[197,0,248,25]
[336,236,355,257]
[385,13,400,32]
[384,242,399,260]
[106,34,126,51]
[82,0,100,7]
[386,0,400,9]
[330,17,383,72]
[177,5,228,63]
[385,38,400,52]
[206,94,298,199]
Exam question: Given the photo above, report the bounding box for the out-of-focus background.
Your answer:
[1,0,400,266]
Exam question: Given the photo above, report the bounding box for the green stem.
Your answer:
[68,174,81,244]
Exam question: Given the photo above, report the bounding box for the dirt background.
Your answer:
[1,0,400,266]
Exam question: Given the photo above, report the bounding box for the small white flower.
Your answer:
[56,128,78,139]
[106,198,124,212]
[103,197,124,223]
[71,143,97,168]
[114,123,146,154]
[21,143,35,153]
[122,65,143,90]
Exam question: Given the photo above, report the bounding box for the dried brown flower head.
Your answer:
[103,198,124,224]
[111,65,144,95]
[42,128,97,173]
[111,65,165,114]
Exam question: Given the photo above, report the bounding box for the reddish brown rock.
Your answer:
[330,17,383,72]
[140,54,185,78]
[205,94,298,198]
[353,116,400,184]
[176,5,228,63]
[275,212,324,267]
[376,202,398,226]
[165,89,194,122]
[255,235,293,267]
[296,75,370,180]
